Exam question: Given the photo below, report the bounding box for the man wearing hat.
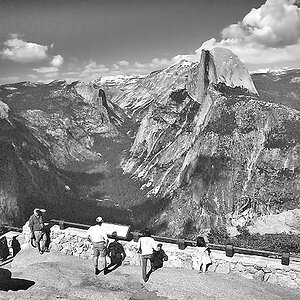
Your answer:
[28,208,47,255]
[87,216,109,275]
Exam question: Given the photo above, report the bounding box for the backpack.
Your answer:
[109,241,124,260]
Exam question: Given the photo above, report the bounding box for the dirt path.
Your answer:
[0,248,298,300]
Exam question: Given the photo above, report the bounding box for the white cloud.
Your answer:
[80,60,109,77]
[198,0,300,66]
[112,64,120,70]
[1,34,48,63]
[28,74,38,79]
[44,72,58,78]
[33,67,59,73]
[50,55,64,67]
[118,60,129,66]
[63,71,80,76]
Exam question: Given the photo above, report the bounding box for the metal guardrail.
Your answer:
[2,220,300,266]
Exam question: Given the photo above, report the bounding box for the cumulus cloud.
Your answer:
[80,60,109,77]
[198,0,300,66]
[50,55,64,67]
[33,67,59,73]
[112,64,120,70]
[1,34,48,63]
[118,60,129,66]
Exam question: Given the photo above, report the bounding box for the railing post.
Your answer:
[178,238,186,250]
[225,244,234,257]
[59,220,65,230]
[281,252,290,266]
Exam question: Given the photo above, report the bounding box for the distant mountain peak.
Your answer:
[187,48,258,104]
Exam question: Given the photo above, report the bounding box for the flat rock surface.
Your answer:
[0,247,299,300]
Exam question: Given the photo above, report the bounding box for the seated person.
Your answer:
[105,231,126,274]
[150,243,168,271]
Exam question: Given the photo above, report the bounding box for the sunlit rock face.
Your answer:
[113,48,300,236]
[211,47,258,95]
[1,48,300,236]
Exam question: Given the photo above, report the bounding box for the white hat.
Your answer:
[34,208,46,214]
[96,216,103,222]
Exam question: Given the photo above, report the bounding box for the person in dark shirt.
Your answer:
[150,243,168,271]
[104,231,126,274]
[145,243,168,280]
[28,208,47,254]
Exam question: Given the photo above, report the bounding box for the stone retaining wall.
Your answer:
[22,225,300,289]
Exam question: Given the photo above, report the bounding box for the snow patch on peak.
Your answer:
[164,59,194,73]
[94,75,145,86]
[250,67,296,75]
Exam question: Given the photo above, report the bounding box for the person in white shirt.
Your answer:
[87,216,108,275]
[137,228,157,282]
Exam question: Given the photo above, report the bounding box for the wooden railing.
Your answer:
[2,219,300,266]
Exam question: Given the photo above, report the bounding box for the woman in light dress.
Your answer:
[196,236,211,274]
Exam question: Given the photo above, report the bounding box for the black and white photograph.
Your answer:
[0,0,300,299]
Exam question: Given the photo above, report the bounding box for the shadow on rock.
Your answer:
[0,268,35,291]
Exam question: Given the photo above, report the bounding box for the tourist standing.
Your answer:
[136,228,157,282]
[196,236,211,274]
[87,216,108,275]
[28,208,47,255]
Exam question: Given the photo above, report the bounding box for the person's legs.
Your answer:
[40,232,47,252]
[44,229,51,252]
[93,246,100,275]
[93,256,100,274]
[34,231,43,253]
[141,256,148,281]
[98,242,107,271]
[142,255,153,282]
[98,255,106,271]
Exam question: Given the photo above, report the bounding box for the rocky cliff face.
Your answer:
[0,80,145,226]
[1,48,300,236]
[110,48,300,236]
[0,99,71,225]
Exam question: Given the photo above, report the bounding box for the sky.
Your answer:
[1,0,300,84]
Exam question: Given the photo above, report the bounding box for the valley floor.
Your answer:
[0,247,298,300]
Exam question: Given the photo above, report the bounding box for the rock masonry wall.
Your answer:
[21,225,300,290]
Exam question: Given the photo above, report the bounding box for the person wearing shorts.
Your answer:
[87,216,108,275]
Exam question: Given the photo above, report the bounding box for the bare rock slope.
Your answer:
[111,48,300,235]
[0,247,299,300]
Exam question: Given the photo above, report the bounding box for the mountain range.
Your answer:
[0,47,300,237]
